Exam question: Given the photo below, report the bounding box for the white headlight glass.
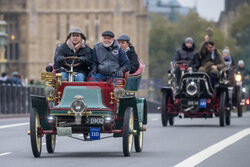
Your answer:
[186,82,197,96]
[114,87,125,98]
[71,100,85,113]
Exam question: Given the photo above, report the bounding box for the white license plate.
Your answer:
[187,101,199,105]
[86,117,104,125]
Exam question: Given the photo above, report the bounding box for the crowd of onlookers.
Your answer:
[0,72,27,86]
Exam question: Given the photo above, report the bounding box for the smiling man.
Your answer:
[89,31,130,81]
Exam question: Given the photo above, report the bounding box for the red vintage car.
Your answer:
[29,57,147,157]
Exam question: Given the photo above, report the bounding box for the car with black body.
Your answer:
[161,61,231,127]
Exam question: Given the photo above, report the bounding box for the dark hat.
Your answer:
[102,31,115,38]
[69,27,83,35]
[117,34,130,41]
[68,27,86,41]
[12,71,19,76]
[184,37,193,44]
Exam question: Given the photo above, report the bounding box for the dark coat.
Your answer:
[173,42,200,71]
[92,40,130,76]
[54,43,92,75]
[199,42,225,71]
[126,46,140,74]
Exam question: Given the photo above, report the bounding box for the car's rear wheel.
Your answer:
[169,117,174,126]
[219,91,226,127]
[161,93,168,127]
[134,122,143,152]
[225,109,231,126]
[123,107,134,157]
[46,134,56,153]
[30,108,42,157]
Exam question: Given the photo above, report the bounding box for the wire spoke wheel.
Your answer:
[30,108,42,157]
[134,122,143,152]
[123,107,134,157]
[46,134,56,153]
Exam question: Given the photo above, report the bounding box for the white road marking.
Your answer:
[0,152,12,157]
[174,128,250,167]
[150,118,159,121]
[0,122,29,129]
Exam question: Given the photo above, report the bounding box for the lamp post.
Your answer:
[0,20,7,74]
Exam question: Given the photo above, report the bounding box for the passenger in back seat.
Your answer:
[117,34,139,74]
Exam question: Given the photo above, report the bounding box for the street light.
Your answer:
[0,20,7,73]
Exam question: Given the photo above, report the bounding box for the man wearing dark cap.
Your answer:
[89,31,130,81]
[54,27,92,81]
[173,37,200,84]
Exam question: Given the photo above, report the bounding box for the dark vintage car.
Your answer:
[28,57,147,157]
[161,61,231,127]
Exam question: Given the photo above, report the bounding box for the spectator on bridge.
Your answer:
[9,72,22,85]
[89,31,130,81]
[0,72,9,82]
[117,34,139,74]
[54,27,92,81]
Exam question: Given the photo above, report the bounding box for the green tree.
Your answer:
[231,3,250,68]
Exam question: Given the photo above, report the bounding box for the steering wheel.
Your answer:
[63,57,81,67]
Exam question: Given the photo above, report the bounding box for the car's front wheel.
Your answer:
[30,108,42,157]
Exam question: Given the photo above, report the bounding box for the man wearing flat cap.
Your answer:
[54,27,92,81]
[173,37,200,84]
[89,30,130,81]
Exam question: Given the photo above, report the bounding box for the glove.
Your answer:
[116,66,128,78]
[116,70,124,78]
[80,57,87,63]
[88,66,97,77]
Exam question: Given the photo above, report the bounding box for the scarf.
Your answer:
[67,39,85,52]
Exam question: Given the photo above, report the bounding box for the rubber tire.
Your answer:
[46,134,56,153]
[134,123,143,152]
[161,93,168,127]
[236,89,243,117]
[225,109,231,126]
[30,108,42,157]
[123,107,134,157]
[169,117,174,126]
[219,91,226,127]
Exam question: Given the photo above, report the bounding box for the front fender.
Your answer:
[31,95,51,130]
[114,96,139,137]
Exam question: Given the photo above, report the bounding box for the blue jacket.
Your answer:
[92,40,130,76]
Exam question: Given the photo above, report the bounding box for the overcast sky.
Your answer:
[178,0,225,21]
